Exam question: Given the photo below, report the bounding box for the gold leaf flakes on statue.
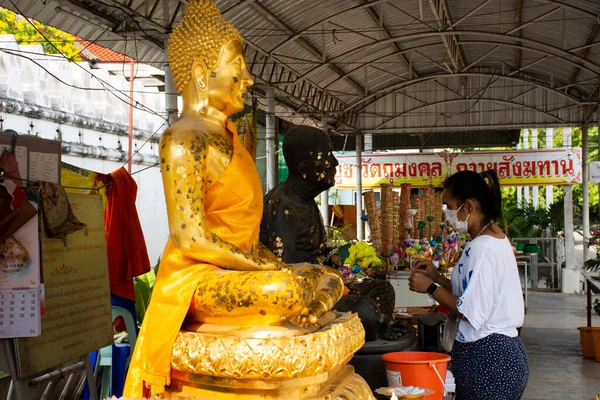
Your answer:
[170,313,365,379]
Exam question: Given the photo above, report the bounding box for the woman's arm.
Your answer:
[409,270,464,318]
[431,286,464,318]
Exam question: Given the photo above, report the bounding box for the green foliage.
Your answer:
[326,225,352,248]
[584,230,600,272]
[0,8,81,61]
[134,257,160,326]
[503,199,566,238]
[594,299,600,316]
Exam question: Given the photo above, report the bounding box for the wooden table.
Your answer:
[582,272,600,327]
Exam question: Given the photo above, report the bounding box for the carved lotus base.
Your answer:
[170,312,365,379]
[165,312,373,399]
[165,364,374,399]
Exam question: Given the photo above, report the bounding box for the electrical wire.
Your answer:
[71,25,112,60]
[0,172,109,190]
[0,48,104,91]
[121,121,167,168]
[7,0,168,124]
[130,162,159,175]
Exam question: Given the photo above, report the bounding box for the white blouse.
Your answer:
[451,235,524,343]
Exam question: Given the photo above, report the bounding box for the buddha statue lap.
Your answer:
[123,1,372,399]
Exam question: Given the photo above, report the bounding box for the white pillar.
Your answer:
[356,134,363,241]
[516,132,523,206]
[583,124,590,261]
[532,128,539,209]
[522,129,530,205]
[563,126,572,147]
[164,43,178,125]
[265,86,277,191]
[562,184,578,292]
[545,128,554,209]
[320,117,329,230]
[364,134,373,152]
[562,126,578,292]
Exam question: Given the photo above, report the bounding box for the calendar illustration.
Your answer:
[0,203,41,338]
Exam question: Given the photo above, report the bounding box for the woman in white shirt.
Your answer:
[409,170,529,400]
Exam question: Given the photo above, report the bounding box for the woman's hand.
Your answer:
[408,270,434,293]
[411,258,440,282]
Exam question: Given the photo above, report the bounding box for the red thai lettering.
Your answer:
[522,161,536,177]
[537,160,551,176]
[431,162,442,177]
[370,164,382,178]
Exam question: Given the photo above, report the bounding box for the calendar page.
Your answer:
[0,289,40,337]
[0,204,41,338]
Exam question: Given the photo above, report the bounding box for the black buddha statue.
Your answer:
[260,125,401,345]
[260,125,340,267]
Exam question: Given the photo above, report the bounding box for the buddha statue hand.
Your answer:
[290,263,344,327]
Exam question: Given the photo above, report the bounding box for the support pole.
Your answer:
[562,126,578,293]
[320,117,329,230]
[164,40,178,126]
[531,128,539,209]
[516,131,522,206]
[583,123,590,261]
[356,134,363,241]
[128,60,135,174]
[545,128,554,209]
[266,86,277,191]
[522,129,530,205]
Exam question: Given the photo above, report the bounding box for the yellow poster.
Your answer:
[15,193,113,378]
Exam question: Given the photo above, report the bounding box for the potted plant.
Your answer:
[584,229,600,274]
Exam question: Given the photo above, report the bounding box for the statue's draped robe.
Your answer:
[124,122,263,397]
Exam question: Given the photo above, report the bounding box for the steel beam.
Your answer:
[358,0,418,79]
[356,122,582,135]
[251,1,364,94]
[428,0,468,74]
[376,98,566,129]
[505,6,562,36]
[348,71,584,113]
[515,0,523,69]
[270,0,390,55]
[447,0,493,30]
[568,23,600,96]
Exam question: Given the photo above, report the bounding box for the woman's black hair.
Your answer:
[444,169,502,224]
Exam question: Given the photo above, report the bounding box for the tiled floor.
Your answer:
[522,291,600,400]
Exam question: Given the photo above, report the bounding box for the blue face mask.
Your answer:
[445,203,470,234]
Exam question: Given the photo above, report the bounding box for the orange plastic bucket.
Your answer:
[381,352,451,400]
[578,327,600,358]
[593,333,600,363]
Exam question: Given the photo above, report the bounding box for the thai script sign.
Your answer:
[590,162,600,183]
[334,149,582,188]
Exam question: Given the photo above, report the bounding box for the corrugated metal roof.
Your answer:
[0,0,598,143]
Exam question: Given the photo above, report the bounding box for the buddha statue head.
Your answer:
[168,0,253,117]
[283,125,339,192]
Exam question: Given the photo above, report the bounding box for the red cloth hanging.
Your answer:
[98,167,151,300]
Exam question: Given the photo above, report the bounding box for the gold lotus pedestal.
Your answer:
[164,313,374,399]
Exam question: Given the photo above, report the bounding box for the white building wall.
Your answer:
[0,35,168,263]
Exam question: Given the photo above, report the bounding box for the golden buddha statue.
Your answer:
[123,1,373,399]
